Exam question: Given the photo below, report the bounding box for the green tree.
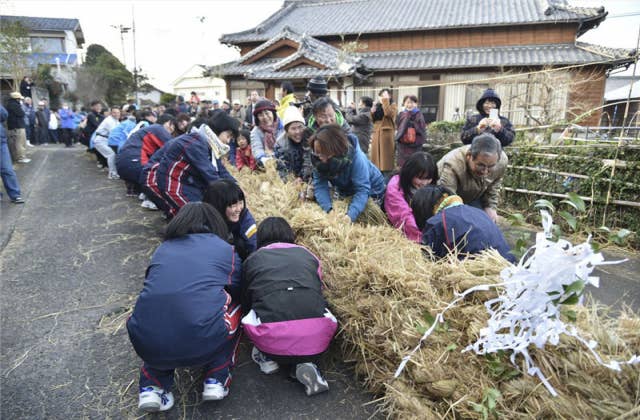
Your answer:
[76,44,134,105]
[0,21,31,91]
[36,64,64,108]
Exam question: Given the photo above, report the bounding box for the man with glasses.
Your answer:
[436,134,507,223]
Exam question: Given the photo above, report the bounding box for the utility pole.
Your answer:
[110,24,130,66]
[132,4,139,106]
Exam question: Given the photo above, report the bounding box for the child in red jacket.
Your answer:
[235,129,257,171]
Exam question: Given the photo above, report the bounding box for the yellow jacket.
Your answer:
[277,93,297,120]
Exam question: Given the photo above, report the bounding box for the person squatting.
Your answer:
[82,82,516,413]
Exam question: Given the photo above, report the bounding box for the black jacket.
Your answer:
[460,88,514,147]
[345,106,373,153]
[83,111,103,137]
[6,98,25,130]
[242,244,327,323]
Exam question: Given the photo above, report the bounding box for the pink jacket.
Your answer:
[384,174,422,242]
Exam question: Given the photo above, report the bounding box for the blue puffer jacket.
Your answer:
[421,204,516,263]
[127,233,241,368]
[313,134,386,221]
[108,119,136,149]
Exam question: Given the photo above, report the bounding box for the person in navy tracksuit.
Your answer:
[203,179,257,260]
[241,217,337,396]
[138,138,175,215]
[127,202,242,413]
[116,115,175,193]
[156,111,239,217]
[410,185,516,263]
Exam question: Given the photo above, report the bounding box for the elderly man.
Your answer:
[437,133,508,223]
[6,92,30,163]
[230,100,245,127]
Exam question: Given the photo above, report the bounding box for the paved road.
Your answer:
[0,146,378,419]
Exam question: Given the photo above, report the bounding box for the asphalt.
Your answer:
[1,146,638,419]
[0,145,379,419]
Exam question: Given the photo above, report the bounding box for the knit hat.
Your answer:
[208,109,239,137]
[10,92,23,99]
[476,88,502,114]
[306,77,328,95]
[253,99,278,120]
[282,106,305,128]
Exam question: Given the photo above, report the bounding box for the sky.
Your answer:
[1,0,639,91]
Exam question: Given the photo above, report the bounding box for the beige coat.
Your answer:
[370,97,397,171]
[437,145,508,210]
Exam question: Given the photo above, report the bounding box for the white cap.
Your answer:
[282,106,305,128]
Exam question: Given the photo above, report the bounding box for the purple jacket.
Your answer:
[241,243,337,357]
[384,175,422,242]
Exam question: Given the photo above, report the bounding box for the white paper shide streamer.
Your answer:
[394,211,639,396]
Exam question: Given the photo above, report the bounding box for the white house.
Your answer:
[172,64,226,102]
[0,15,85,91]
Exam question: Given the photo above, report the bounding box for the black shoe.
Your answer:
[11,196,25,204]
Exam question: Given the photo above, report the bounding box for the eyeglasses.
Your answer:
[473,162,496,171]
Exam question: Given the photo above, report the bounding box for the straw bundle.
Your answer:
[232,164,640,419]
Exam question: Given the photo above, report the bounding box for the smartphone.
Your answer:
[489,109,499,120]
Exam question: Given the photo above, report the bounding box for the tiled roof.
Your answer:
[218,41,634,80]
[219,28,360,79]
[359,42,635,71]
[0,15,85,44]
[220,0,606,44]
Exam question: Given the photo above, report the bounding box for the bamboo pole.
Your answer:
[507,165,640,188]
[502,187,640,209]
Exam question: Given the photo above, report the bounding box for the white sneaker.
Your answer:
[296,363,329,396]
[141,199,158,210]
[108,173,120,180]
[251,346,279,374]
[202,377,229,401]
[17,158,31,163]
[138,193,146,201]
[26,141,35,148]
[138,386,174,412]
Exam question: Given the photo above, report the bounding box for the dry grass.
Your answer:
[233,164,640,419]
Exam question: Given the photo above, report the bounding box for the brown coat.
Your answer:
[370,97,397,171]
[437,145,508,210]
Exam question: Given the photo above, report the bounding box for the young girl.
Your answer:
[127,202,242,412]
[395,95,426,167]
[235,129,257,171]
[203,179,257,260]
[241,217,337,396]
[410,185,516,263]
[384,152,438,242]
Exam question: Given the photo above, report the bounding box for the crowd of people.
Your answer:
[1,76,518,413]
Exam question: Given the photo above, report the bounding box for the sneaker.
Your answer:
[26,141,35,148]
[295,363,329,396]
[202,377,229,401]
[17,158,31,163]
[97,163,104,169]
[138,193,146,201]
[138,386,174,412]
[11,196,25,204]
[141,199,158,210]
[251,346,279,374]
[108,173,120,180]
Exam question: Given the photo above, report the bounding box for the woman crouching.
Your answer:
[242,217,337,396]
[127,203,242,412]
